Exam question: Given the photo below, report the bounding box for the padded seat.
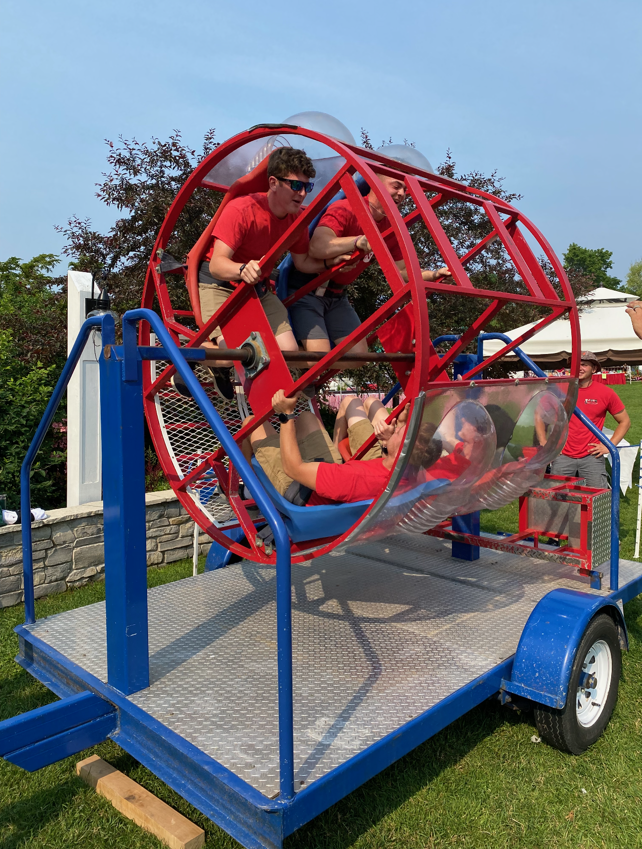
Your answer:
[250,458,371,543]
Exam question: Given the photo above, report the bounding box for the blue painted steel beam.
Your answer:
[100,315,150,695]
[20,315,108,624]
[5,714,117,772]
[121,309,295,801]
[0,690,113,757]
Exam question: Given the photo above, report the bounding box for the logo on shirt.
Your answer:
[584,399,599,404]
[363,252,374,264]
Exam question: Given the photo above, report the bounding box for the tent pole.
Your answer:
[633,440,642,558]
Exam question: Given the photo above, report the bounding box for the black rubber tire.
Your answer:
[533,613,621,754]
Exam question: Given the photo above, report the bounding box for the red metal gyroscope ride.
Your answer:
[140,121,580,566]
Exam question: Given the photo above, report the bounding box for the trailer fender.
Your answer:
[501,589,627,709]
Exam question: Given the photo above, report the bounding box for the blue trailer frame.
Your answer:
[3,312,641,849]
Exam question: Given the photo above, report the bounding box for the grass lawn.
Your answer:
[2,383,642,848]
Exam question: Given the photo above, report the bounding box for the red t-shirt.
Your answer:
[316,198,403,290]
[308,457,390,505]
[562,380,624,458]
[206,193,309,280]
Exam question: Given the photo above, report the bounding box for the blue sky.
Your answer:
[1,0,640,282]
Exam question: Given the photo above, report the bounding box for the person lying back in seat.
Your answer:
[248,391,407,506]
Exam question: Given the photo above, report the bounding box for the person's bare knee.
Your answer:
[345,396,367,429]
[275,330,299,352]
[365,398,387,426]
[248,415,275,446]
[295,410,322,440]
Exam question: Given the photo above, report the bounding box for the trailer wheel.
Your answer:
[534,613,621,754]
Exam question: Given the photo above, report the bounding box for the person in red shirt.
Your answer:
[175,148,350,399]
[551,351,630,488]
[249,390,407,506]
[286,171,451,362]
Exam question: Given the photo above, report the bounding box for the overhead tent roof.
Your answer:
[482,288,642,368]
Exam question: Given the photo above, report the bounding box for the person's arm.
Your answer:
[395,259,452,283]
[309,225,370,260]
[271,390,320,489]
[209,239,263,286]
[587,408,631,456]
[291,250,353,275]
[626,302,642,340]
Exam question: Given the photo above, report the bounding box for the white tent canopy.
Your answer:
[483,287,642,367]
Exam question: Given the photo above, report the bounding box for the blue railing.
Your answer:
[20,315,108,624]
[20,310,297,801]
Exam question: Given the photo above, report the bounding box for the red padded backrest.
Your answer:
[186,155,271,327]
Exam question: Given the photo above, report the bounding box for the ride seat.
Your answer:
[250,457,371,543]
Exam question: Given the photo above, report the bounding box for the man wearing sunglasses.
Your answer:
[285,171,451,362]
[187,148,349,400]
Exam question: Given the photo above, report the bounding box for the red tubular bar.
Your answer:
[138,122,580,564]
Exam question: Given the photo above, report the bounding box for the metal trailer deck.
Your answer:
[15,534,642,846]
[4,310,640,849]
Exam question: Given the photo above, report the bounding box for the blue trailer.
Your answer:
[0,311,639,849]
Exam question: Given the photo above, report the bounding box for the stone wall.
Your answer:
[0,491,213,609]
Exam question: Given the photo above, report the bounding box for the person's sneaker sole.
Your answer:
[171,372,192,398]
[208,367,235,401]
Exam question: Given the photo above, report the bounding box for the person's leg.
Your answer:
[328,295,368,368]
[289,293,331,355]
[261,292,299,352]
[333,395,359,446]
[198,283,234,366]
[576,455,610,489]
[337,396,382,461]
[249,421,293,496]
[296,413,342,465]
[190,282,235,399]
[550,454,580,479]
[363,397,388,428]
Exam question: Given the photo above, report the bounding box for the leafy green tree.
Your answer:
[625,258,642,298]
[563,243,621,290]
[56,131,221,314]
[0,256,68,509]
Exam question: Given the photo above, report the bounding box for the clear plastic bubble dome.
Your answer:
[376,143,434,174]
[204,112,355,199]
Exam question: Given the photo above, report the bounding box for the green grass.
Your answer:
[2,383,642,848]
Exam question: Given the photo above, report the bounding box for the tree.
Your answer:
[625,258,642,298]
[58,130,594,393]
[56,130,221,314]
[0,256,68,509]
[563,243,621,290]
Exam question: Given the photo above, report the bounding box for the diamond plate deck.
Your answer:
[25,534,642,798]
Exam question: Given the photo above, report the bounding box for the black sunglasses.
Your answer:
[276,177,315,194]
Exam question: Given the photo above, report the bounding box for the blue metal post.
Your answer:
[100,314,150,694]
[451,513,481,560]
[20,316,106,625]
[121,309,296,799]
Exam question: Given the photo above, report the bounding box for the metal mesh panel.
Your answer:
[153,357,242,526]
[151,354,315,530]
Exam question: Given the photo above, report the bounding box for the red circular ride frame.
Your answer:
[140,125,580,565]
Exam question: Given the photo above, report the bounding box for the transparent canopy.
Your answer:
[204,111,356,202]
[337,379,575,551]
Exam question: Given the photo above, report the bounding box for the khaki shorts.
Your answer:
[348,418,382,460]
[254,428,342,496]
[199,283,292,340]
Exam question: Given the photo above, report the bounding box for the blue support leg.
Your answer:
[452,512,481,561]
[99,317,150,695]
[205,528,247,571]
